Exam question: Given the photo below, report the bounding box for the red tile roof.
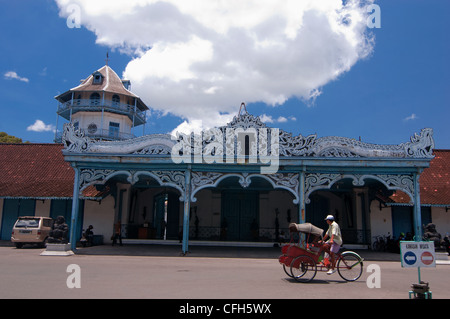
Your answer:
[389,150,450,206]
[0,143,103,199]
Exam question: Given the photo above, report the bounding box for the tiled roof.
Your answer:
[54,65,148,111]
[0,144,103,199]
[389,150,450,206]
[70,65,138,97]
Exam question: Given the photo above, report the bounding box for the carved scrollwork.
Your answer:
[304,173,341,204]
[62,123,94,153]
[63,113,435,161]
[402,128,435,158]
[190,171,299,203]
[304,172,415,204]
[191,172,224,188]
[133,145,172,155]
[151,171,186,193]
[79,169,116,191]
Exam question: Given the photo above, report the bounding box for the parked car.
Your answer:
[11,216,53,248]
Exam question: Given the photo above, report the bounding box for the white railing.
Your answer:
[54,128,135,143]
[57,99,146,123]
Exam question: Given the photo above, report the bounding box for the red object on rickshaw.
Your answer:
[279,223,364,282]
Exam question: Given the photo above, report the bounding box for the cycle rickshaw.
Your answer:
[279,223,364,282]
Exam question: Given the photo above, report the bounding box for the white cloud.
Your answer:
[277,116,288,123]
[4,71,29,83]
[260,114,294,124]
[55,0,375,134]
[27,120,56,132]
[260,114,274,123]
[404,113,418,121]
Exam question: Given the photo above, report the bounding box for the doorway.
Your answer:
[221,190,259,241]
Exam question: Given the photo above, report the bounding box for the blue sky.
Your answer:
[0,0,449,148]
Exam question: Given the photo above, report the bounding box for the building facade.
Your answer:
[0,64,448,255]
[60,105,436,253]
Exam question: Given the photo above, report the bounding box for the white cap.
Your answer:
[325,215,334,221]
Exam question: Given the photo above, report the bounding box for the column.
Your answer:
[69,166,81,251]
[182,168,192,254]
[413,172,422,240]
[299,169,305,224]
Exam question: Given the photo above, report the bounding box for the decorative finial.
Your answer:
[238,102,247,117]
[105,51,110,66]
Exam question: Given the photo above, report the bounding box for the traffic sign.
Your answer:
[400,241,436,268]
[403,251,417,266]
[421,251,434,266]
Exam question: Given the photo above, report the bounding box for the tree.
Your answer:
[0,132,23,143]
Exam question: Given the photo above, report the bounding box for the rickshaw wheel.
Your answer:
[337,251,363,281]
[283,264,293,278]
[290,255,317,283]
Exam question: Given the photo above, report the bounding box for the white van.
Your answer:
[11,217,53,248]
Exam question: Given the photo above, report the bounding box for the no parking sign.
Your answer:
[400,241,436,268]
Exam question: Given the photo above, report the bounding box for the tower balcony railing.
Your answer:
[57,99,146,125]
[54,128,135,143]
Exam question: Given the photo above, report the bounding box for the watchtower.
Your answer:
[54,64,148,141]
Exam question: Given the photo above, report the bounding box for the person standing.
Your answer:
[321,215,343,275]
[112,220,123,246]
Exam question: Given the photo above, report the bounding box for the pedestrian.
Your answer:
[320,215,343,275]
[112,220,123,246]
[85,225,94,246]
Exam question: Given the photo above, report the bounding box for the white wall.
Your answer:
[431,207,450,236]
[82,196,115,243]
[35,200,51,217]
[72,111,132,135]
[369,200,393,241]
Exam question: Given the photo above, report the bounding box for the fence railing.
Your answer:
[57,99,146,123]
[54,128,135,143]
[121,224,371,245]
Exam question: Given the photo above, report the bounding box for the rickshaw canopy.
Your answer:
[289,223,323,238]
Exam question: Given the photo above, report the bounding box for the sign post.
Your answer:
[400,241,435,298]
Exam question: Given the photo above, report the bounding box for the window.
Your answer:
[88,123,98,134]
[245,135,250,157]
[112,94,120,107]
[109,122,120,139]
[93,72,103,84]
[90,93,100,106]
[15,218,40,228]
[43,219,53,227]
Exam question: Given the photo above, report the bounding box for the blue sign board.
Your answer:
[403,251,417,266]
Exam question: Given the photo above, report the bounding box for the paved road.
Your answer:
[0,244,448,300]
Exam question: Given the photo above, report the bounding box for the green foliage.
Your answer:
[0,132,23,143]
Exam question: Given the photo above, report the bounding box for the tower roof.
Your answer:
[71,65,136,96]
[55,65,148,111]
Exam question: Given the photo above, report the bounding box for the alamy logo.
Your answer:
[171,127,280,174]
[66,264,81,289]
[66,4,81,29]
